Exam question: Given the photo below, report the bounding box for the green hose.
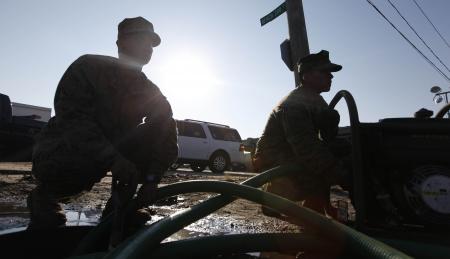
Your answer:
[105,181,411,259]
[378,238,450,259]
[70,233,334,259]
[149,233,335,258]
[329,90,366,228]
[72,164,297,255]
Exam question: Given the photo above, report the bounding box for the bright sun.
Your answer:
[157,52,222,99]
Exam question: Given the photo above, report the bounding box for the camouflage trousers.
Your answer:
[28,148,105,229]
[32,121,163,196]
[259,138,352,216]
[28,123,161,229]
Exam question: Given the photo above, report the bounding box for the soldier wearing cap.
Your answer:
[27,17,178,230]
[254,50,349,217]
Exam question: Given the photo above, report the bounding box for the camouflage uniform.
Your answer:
[253,50,349,217]
[29,54,178,227]
[254,87,341,200]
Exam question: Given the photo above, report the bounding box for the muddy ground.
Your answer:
[0,162,304,234]
[0,162,352,244]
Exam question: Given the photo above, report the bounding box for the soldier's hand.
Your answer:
[111,155,139,185]
[318,109,340,142]
[136,182,158,207]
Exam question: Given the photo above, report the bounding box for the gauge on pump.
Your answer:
[403,165,450,226]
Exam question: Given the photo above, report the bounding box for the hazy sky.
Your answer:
[1,0,449,138]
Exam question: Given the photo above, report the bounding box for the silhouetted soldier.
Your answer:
[254,50,348,217]
[27,17,178,230]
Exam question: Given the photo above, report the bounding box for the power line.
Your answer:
[365,0,450,83]
[386,0,450,74]
[411,0,450,50]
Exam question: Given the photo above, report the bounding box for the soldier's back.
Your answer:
[254,87,329,170]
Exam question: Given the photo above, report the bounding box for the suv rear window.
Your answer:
[208,126,241,142]
[177,121,206,138]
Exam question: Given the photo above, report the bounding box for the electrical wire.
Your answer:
[411,0,450,50]
[386,0,450,74]
[365,0,450,83]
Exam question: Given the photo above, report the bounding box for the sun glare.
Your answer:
[157,52,222,100]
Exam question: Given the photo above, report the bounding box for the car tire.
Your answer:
[209,152,229,173]
[190,164,206,172]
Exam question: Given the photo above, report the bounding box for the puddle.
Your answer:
[0,202,30,231]
[0,194,300,240]
[0,202,102,231]
[0,200,224,240]
[65,209,102,226]
[0,199,298,259]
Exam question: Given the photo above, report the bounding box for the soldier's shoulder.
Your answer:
[277,89,306,109]
[72,54,118,68]
[142,76,163,95]
[144,77,159,89]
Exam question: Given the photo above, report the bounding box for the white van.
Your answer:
[174,119,245,173]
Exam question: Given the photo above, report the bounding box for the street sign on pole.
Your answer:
[280,39,294,71]
[260,2,287,26]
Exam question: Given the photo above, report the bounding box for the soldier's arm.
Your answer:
[134,102,177,207]
[53,59,121,171]
[142,85,178,179]
[280,105,338,176]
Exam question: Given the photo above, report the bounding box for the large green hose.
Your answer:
[72,164,297,255]
[329,90,365,228]
[152,233,450,259]
[378,238,450,259]
[70,233,333,259]
[148,233,336,258]
[105,181,411,259]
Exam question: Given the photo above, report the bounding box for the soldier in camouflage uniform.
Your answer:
[27,17,178,229]
[254,50,348,217]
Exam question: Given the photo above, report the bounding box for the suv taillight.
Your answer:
[239,143,245,152]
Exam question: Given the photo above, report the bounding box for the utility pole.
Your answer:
[260,0,310,86]
[286,0,310,87]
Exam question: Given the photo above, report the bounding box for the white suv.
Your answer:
[173,119,245,173]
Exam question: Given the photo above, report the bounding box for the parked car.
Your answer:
[174,119,245,173]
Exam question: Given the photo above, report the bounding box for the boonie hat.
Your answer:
[118,16,161,47]
[297,50,342,74]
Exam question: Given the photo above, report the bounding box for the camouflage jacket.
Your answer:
[34,55,178,175]
[254,87,339,175]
